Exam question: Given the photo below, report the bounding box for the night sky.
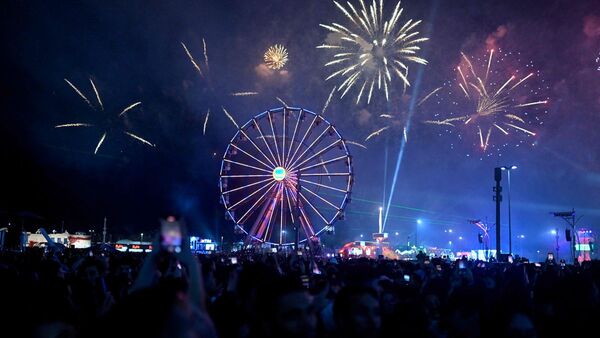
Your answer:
[1,0,599,256]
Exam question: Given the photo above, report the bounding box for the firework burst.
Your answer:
[318,0,429,104]
[424,49,548,152]
[363,86,441,142]
[56,78,155,154]
[181,39,259,135]
[264,44,289,70]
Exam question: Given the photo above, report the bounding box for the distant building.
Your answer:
[25,229,91,249]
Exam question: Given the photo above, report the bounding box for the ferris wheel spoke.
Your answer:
[222,177,272,195]
[258,183,280,241]
[301,187,339,211]
[221,174,273,178]
[281,109,287,171]
[289,139,341,172]
[287,126,331,169]
[299,178,347,193]
[299,191,330,225]
[279,184,285,244]
[267,111,283,166]
[239,129,277,168]
[298,205,316,238]
[227,180,276,210]
[301,172,351,177]
[296,155,348,172]
[229,143,273,170]
[237,182,278,225]
[288,114,318,169]
[284,109,303,167]
[223,159,273,174]
[253,119,279,167]
[283,186,296,225]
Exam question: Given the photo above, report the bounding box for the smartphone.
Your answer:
[403,274,411,282]
[230,257,238,265]
[271,248,277,253]
[458,261,466,269]
[436,264,442,271]
[297,251,303,256]
[161,218,182,253]
[534,262,541,267]
[508,255,514,264]
[547,253,554,261]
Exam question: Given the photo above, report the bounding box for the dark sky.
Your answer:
[1,0,599,256]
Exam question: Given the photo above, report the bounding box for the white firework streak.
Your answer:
[379,114,393,118]
[64,78,93,109]
[417,87,442,106]
[231,92,259,96]
[55,123,93,128]
[181,42,204,78]
[222,106,239,129]
[319,0,429,104]
[321,86,337,115]
[365,126,390,141]
[118,102,142,117]
[94,132,107,155]
[276,97,288,107]
[124,131,155,147]
[346,140,367,149]
[203,38,209,70]
[89,79,104,111]
[203,109,210,135]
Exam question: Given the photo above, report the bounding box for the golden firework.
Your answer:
[318,0,429,104]
[264,44,289,70]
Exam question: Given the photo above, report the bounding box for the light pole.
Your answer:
[551,228,559,260]
[140,232,144,243]
[501,165,517,254]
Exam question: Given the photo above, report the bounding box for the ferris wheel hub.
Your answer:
[272,166,287,181]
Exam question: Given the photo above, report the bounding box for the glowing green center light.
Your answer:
[273,167,286,181]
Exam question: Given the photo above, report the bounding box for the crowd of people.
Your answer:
[1,239,599,338]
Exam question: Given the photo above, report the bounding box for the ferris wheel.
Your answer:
[219,107,353,246]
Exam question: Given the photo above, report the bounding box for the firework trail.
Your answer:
[64,79,93,109]
[417,86,441,106]
[94,132,107,155]
[231,92,259,96]
[321,86,337,115]
[276,97,288,107]
[57,79,154,154]
[182,39,262,136]
[89,79,104,110]
[365,86,441,142]
[222,106,239,129]
[318,0,429,104]
[264,44,289,70]
[203,110,210,135]
[202,38,209,70]
[365,126,390,141]
[181,42,204,78]
[55,123,93,128]
[124,131,156,147]
[346,140,368,149]
[119,102,142,116]
[424,49,548,151]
